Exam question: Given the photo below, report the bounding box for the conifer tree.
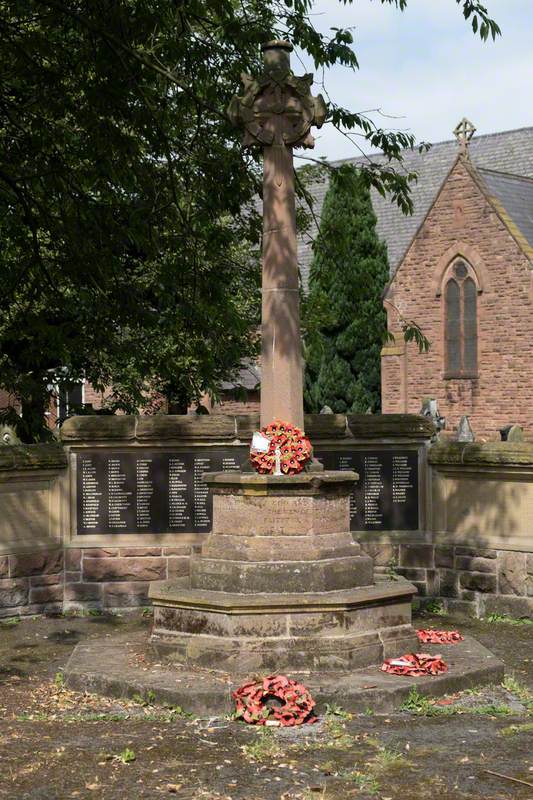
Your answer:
[304,165,389,414]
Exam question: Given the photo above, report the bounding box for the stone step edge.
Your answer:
[64,635,504,716]
[150,624,415,646]
[148,580,417,613]
[190,554,370,565]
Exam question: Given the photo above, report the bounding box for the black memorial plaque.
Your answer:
[76,446,418,535]
[315,449,419,531]
[76,448,243,535]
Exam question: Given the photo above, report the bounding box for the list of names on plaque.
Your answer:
[80,458,101,530]
[335,453,359,525]
[136,458,153,529]
[363,455,384,527]
[168,457,189,529]
[392,455,413,504]
[76,446,418,536]
[108,458,131,529]
[193,456,211,529]
[315,448,419,532]
[76,448,244,536]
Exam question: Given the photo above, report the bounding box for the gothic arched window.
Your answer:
[444,259,478,378]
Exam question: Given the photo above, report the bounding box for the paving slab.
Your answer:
[65,631,504,716]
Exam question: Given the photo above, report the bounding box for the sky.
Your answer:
[294,0,532,162]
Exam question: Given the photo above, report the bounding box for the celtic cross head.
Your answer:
[228,40,327,149]
[453,118,476,154]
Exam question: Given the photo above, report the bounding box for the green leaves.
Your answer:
[0,0,498,438]
[461,1,502,41]
[304,165,389,414]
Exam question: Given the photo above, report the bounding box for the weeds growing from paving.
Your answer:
[502,674,533,711]
[400,687,514,716]
[500,721,533,736]
[241,729,282,761]
[486,613,533,626]
[424,600,446,615]
[0,617,21,627]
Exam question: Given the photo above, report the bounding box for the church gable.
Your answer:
[381,150,533,439]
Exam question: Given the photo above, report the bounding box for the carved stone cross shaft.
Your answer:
[228,40,326,429]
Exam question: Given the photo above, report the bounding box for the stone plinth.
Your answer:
[149,472,418,671]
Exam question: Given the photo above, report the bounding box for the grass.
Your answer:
[241,729,282,761]
[324,703,352,720]
[486,613,533,626]
[54,671,65,689]
[400,688,436,715]
[345,771,380,795]
[400,688,512,717]
[132,689,156,706]
[371,746,407,771]
[501,721,533,736]
[0,617,21,627]
[116,747,136,764]
[502,675,533,712]
[16,711,186,723]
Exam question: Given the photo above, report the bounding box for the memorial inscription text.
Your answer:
[76,447,418,535]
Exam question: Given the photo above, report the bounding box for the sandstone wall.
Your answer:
[0,445,66,618]
[1,416,533,619]
[363,439,533,618]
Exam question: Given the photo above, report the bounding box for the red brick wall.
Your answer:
[210,392,260,416]
[382,158,533,439]
[63,545,195,610]
[0,389,20,417]
[0,550,64,618]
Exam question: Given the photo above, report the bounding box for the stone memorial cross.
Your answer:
[228,40,326,429]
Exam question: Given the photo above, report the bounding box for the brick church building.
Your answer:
[380,126,533,438]
[299,123,533,440]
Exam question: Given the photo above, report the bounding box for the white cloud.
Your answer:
[295,0,533,160]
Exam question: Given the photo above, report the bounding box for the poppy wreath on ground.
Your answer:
[381,652,448,677]
[232,675,317,726]
[416,629,464,645]
[249,419,312,475]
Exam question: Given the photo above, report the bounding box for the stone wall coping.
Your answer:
[60,413,435,443]
[203,469,359,494]
[345,414,435,440]
[429,440,533,467]
[0,443,67,472]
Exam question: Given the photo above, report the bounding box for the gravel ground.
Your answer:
[0,608,532,800]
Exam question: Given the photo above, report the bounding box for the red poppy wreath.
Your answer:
[250,419,312,475]
[232,675,317,726]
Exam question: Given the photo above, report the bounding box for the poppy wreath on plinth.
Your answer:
[249,419,312,475]
[232,675,317,726]
[381,652,448,677]
[416,629,464,645]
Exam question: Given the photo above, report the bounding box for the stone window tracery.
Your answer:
[444,259,478,378]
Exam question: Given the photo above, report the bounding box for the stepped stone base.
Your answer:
[150,581,418,671]
[149,471,418,672]
[64,632,505,716]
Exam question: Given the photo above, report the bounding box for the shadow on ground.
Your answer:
[0,608,531,800]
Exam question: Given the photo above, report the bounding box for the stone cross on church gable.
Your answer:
[454,117,476,155]
[228,41,326,430]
